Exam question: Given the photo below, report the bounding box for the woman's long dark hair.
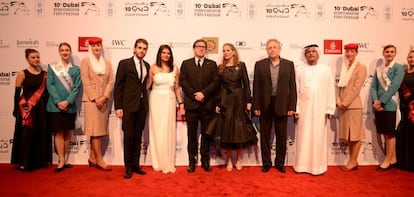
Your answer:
[156,44,174,72]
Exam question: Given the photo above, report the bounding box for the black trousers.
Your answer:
[185,107,213,165]
[122,100,147,170]
[260,97,288,167]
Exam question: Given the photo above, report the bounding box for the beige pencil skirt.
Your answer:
[82,101,109,137]
[338,108,365,141]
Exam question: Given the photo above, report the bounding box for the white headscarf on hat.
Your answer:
[88,44,106,75]
[337,57,359,87]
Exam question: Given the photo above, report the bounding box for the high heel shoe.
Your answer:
[96,164,112,171]
[235,160,242,171]
[341,163,358,171]
[376,164,392,172]
[54,167,65,173]
[377,161,398,172]
[226,162,233,171]
[64,164,73,169]
[390,162,398,168]
[88,159,96,167]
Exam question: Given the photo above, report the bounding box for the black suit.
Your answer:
[114,56,149,171]
[252,57,297,167]
[180,57,219,165]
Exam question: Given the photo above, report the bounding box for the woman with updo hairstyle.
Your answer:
[370,44,404,171]
[46,42,82,173]
[11,48,51,171]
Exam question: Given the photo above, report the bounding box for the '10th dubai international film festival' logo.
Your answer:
[333,5,379,20]
[265,3,311,18]
[0,1,30,16]
[194,3,221,17]
[193,2,243,17]
[0,71,18,86]
[124,2,170,16]
[53,1,100,16]
[68,139,89,154]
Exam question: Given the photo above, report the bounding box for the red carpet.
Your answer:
[0,164,413,196]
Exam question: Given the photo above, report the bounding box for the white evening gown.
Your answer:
[149,71,177,173]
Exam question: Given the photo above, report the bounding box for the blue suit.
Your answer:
[46,64,82,114]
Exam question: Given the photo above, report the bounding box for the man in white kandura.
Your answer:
[293,44,336,175]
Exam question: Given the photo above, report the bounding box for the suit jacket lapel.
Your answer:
[265,58,272,81]
[142,61,150,82]
[129,57,140,84]
[191,58,199,74]
[193,58,198,68]
[278,59,286,78]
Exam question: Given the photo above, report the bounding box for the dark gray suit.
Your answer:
[180,57,219,165]
[114,56,149,171]
[252,57,297,167]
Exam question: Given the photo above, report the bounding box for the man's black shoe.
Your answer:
[201,164,212,172]
[275,165,286,173]
[133,167,146,175]
[262,166,270,173]
[187,163,196,173]
[124,169,133,179]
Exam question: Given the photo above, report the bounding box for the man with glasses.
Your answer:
[180,39,220,172]
[252,39,297,173]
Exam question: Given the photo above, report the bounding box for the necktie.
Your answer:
[197,59,201,67]
[139,60,143,82]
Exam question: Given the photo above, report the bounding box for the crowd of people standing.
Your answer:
[10,38,414,178]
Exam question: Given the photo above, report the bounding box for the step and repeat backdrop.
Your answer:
[0,0,414,166]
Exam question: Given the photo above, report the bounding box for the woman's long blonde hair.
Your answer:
[218,43,240,74]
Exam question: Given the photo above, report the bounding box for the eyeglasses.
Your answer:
[195,45,207,49]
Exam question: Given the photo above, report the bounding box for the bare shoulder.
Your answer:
[17,69,25,79]
[174,65,180,73]
[149,64,160,74]
[149,64,158,71]
[15,70,25,86]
